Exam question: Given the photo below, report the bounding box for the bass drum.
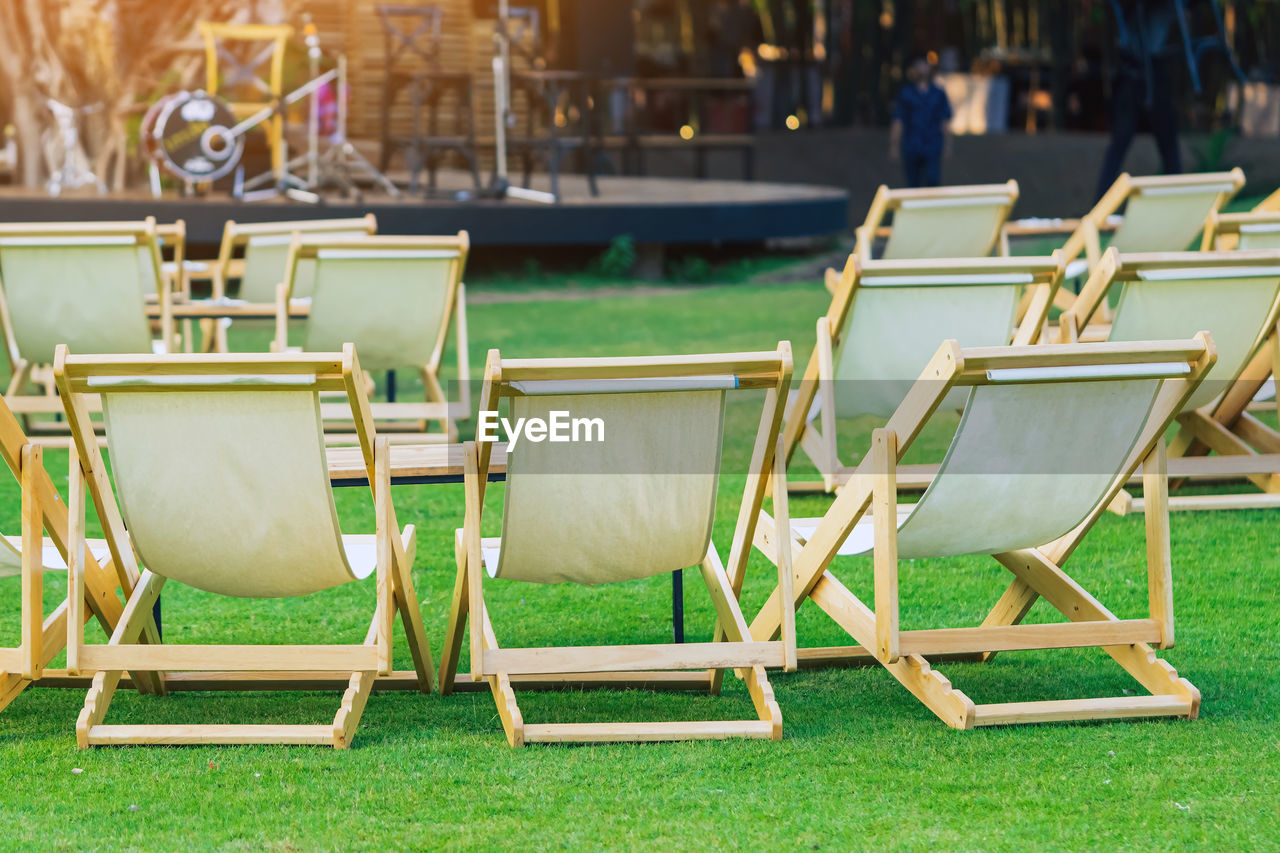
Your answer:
[146,90,243,183]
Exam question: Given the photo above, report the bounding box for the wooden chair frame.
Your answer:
[438,346,797,746]
[1201,209,1280,251]
[0,219,176,433]
[55,344,435,748]
[788,253,1066,493]
[0,393,163,713]
[852,181,1020,268]
[1065,248,1280,512]
[196,214,379,353]
[1209,185,1280,247]
[206,215,379,303]
[1200,209,1280,419]
[751,336,1216,728]
[273,232,471,442]
[1051,170,1244,315]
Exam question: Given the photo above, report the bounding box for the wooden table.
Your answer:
[327,442,507,485]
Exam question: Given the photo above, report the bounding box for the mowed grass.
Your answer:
[0,280,1278,850]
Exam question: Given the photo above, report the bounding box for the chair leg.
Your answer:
[801,558,1196,729]
[333,671,377,749]
[79,573,392,748]
[391,525,435,693]
[806,572,977,729]
[0,674,31,714]
[742,665,783,740]
[421,368,455,440]
[474,565,780,746]
[331,613,381,749]
[437,529,470,695]
[480,609,524,747]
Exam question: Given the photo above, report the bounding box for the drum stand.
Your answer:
[238,55,399,203]
[288,39,400,201]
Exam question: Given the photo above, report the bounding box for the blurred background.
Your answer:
[0,1,1276,265]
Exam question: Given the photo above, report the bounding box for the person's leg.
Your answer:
[1096,71,1140,199]
[1149,61,1182,175]
[923,153,941,187]
[903,151,923,187]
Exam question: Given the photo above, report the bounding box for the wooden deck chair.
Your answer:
[272,233,470,442]
[0,220,175,432]
[835,181,1020,294]
[1201,210,1280,414]
[787,253,1065,493]
[55,344,434,748]
[751,336,1216,728]
[1204,188,1280,250]
[199,215,378,353]
[0,392,162,713]
[1065,248,1280,512]
[1056,170,1244,297]
[207,215,379,305]
[1202,209,1280,251]
[438,346,797,746]
[0,447,113,694]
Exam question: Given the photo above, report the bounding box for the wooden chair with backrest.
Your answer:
[272,232,470,442]
[1053,170,1244,311]
[198,215,379,353]
[198,22,292,179]
[0,392,163,712]
[1200,187,1280,251]
[786,253,1065,492]
[856,181,1020,259]
[438,345,797,746]
[55,344,434,748]
[751,335,1216,728]
[1065,248,1280,512]
[829,181,1020,293]
[208,215,379,306]
[0,220,175,434]
[1201,209,1280,418]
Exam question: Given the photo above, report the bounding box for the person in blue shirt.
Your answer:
[889,57,953,187]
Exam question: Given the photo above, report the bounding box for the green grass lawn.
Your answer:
[1,279,1278,850]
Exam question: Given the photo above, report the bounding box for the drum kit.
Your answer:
[142,17,399,203]
[141,6,551,205]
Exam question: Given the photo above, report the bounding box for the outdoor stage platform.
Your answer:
[0,172,848,248]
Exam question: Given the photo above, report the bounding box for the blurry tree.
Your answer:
[0,0,297,189]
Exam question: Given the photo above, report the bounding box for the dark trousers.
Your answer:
[1096,63,1182,199]
[902,150,941,188]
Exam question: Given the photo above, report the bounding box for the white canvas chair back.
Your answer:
[242,229,371,302]
[223,215,377,302]
[882,197,1011,259]
[796,345,1205,559]
[1082,172,1243,261]
[0,235,157,364]
[493,383,728,584]
[1100,253,1280,411]
[1204,211,1280,251]
[300,242,461,373]
[1107,185,1233,254]
[888,373,1164,558]
[91,373,371,598]
[832,266,1033,419]
[863,182,1018,260]
[1236,227,1280,251]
